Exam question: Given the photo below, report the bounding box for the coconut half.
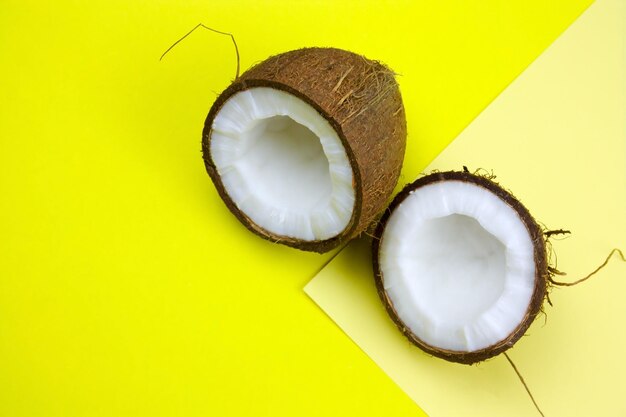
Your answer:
[203,48,406,253]
[373,171,547,364]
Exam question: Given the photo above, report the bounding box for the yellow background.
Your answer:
[0,1,592,416]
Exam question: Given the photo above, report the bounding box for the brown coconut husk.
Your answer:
[372,170,548,365]
[202,47,406,253]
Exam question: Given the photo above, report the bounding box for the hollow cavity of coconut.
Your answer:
[373,171,547,364]
[203,47,406,253]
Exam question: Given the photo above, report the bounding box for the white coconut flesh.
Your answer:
[210,87,355,241]
[379,180,536,352]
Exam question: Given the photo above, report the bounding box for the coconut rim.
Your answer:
[372,171,547,364]
[202,78,363,253]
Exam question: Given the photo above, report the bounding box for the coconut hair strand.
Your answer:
[548,248,625,287]
[504,352,545,417]
[160,23,240,80]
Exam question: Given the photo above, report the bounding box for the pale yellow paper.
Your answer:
[305,1,626,416]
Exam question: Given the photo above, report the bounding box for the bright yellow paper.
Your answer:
[0,0,594,416]
[306,1,626,416]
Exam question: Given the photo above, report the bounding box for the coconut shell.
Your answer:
[372,170,548,365]
[202,47,406,253]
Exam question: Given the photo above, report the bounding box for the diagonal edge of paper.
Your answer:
[305,1,626,416]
